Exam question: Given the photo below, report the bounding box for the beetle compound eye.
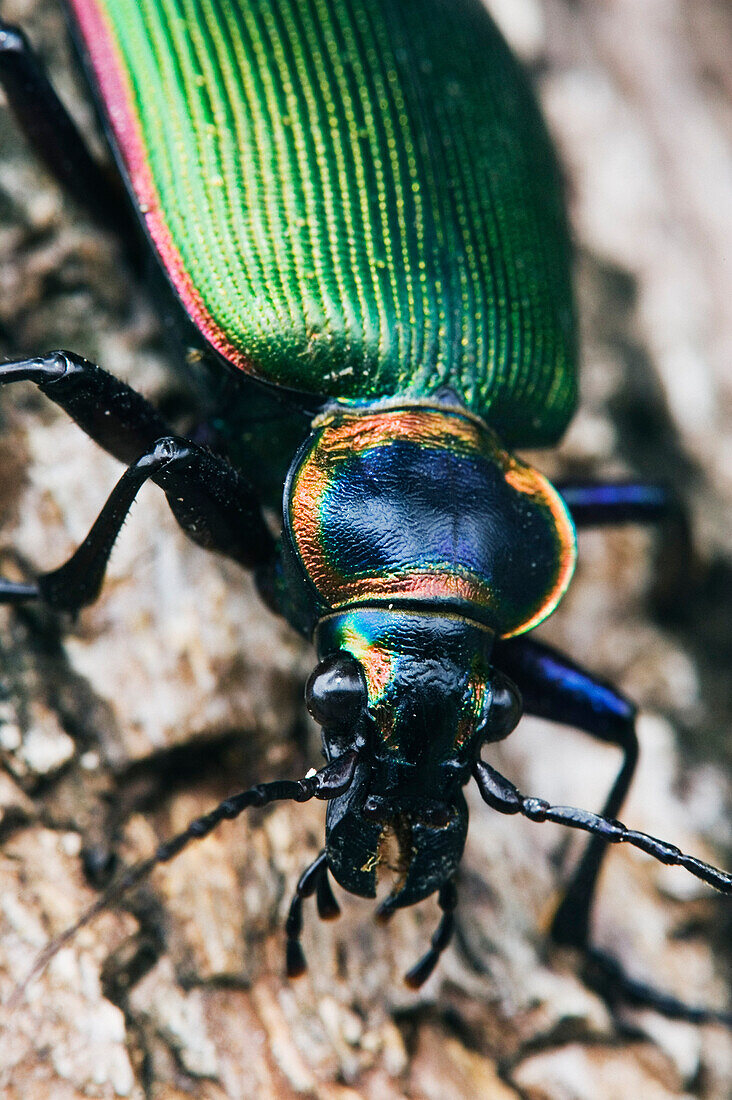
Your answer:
[481,672,523,743]
[305,653,367,728]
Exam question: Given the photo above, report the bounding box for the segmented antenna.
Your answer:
[9,752,357,1006]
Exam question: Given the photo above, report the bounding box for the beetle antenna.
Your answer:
[473,759,732,893]
[473,760,732,1023]
[9,751,357,1006]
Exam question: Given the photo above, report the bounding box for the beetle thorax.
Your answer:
[283,405,576,638]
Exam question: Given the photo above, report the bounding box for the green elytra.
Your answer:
[68,0,576,447]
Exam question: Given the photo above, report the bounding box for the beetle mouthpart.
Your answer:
[362,797,457,916]
[376,882,409,922]
[372,794,470,915]
[369,815,414,911]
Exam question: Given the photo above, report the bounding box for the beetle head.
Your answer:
[308,608,521,910]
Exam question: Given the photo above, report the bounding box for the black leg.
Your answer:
[0,579,38,603]
[1,352,171,465]
[493,635,638,951]
[316,864,341,921]
[284,852,342,978]
[0,20,125,231]
[1,434,274,612]
[555,480,680,529]
[1,353,275,606]
[556,480,691,613]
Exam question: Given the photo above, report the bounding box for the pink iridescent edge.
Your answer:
[67,0,252,373]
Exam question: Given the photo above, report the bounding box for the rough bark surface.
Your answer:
[0,1,730,1097]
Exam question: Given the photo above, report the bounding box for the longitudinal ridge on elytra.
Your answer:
[70,0,576,442]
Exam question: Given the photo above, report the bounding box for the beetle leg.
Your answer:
[491,636,732,1022]
[0,579,40,603]
[556,479,691,613]
[0,351,172,465]
[1,433,274,612]
[474,757,732,1023]
[315,864,341,921]
[150,435,275,569]
[284,852,342,978]
[554,480,680,529]
[0,20,127,231]
[403,879,458,989]
[0,438,186,612]
[1,353,275,599]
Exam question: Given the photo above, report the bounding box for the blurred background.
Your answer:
[0,1,730,1097]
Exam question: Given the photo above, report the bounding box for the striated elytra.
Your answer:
[69,0,577,440]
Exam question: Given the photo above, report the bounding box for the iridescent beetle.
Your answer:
[0,1,729,1014]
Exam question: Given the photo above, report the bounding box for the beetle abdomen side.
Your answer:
[68,0,576,446]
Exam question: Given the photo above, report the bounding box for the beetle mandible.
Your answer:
[0,0,729,1018]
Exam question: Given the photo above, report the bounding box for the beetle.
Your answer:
[0,0,729,1018]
